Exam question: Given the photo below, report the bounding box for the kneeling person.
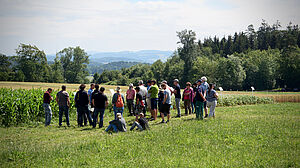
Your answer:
[130,113,149,131]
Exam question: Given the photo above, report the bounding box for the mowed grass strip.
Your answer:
[0,103,299,167]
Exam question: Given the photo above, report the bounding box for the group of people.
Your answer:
[42,76,218,133]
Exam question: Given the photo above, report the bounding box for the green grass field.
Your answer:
[0,103,299,167]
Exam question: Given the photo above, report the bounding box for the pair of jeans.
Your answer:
[113,106,124,119]
[184,99,192,115]
[59,106,70,126]
[126,99,134,115]
[105,124,118,132]
[43,103,52,126]
[191,101,195,113]
[195,101,204,120]
[175,98,181,116]
[207,100,217,117]
[130,121,143,131]
[93,108,105,128]
[77,105,93,126]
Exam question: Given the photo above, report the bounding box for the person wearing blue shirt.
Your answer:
[201,76,209,118]
[160,83,171,123]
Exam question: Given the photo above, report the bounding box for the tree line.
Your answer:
[0,20,299,90]
[96,21,300,91]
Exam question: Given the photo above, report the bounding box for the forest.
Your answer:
[0,20,299,90]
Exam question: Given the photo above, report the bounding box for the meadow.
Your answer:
[0,103,299,167]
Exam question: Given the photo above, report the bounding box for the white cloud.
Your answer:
[0,0,299,55]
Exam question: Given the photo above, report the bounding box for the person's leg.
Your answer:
[44,104,49,126]
[195,101,200,119]
[208,101,216,118]
[85,106,93,125]
[83,110,87,126]
[199,101,204,120]
[154,99,158,120]
[166,104,171,122]
[105,124,113,132]
[184,99,188,115]
[58,106,63,126]
[65,106,70,126]
[130,121,138,131]
[187,99,192,115]
[93,108,99,128]
[99,108,105,128]
[111,124,118,132]
[175,98,181,117]
[191,101,194,114]
[136,122,143,131]
[77,107,83,126]
[204,101,208,117]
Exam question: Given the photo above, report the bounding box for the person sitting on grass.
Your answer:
[206,83,218,118]
[130,113,149,131]
[105,113,127,133]
[161,83,171,123]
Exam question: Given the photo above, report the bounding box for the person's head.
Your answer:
[95,84,99,91]
[90,83,95,89]
[161,80,167,85]
[116,113,122,119]
[135,86,140,92]
[47,88,53,93]
[79,84,86,91]
[115,86,121,92]
[139,113,144,118]
[138,80,143,86]
[173,79,179,86]
[186,82,191,89]
[201,76,207,83]
[100,87,105,93]
[209,83,215,90]
[147,80,151,86]
[151,80,156,85]
[197,79,201,86]
[129,83,133,89]
[161,83,167,90]
[61,85,66,91]
[193,83,197,88]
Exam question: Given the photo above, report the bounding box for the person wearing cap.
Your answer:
[183,82,193,115]
[75,84,93,126]
[148,80,159,120]
[173,79,182,118]
[126,83,136,116]
[200,76,209,118]
[105,113,127,133]
[112,86,125,119]
[194,80,206,120]
[162,80,173,94]
[138,80,147,114]
[92,85,108,128]
[130,113,149,131]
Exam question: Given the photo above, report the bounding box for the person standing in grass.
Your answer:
[173,79,182,118]
[160,83,172,123]
[88,83,95,119]
[158,86,165,116]
[43,88,53,126]
[201,76,209,118]
[105,113,127,133]
[75,84,93,127]
[146,80,152,113]
[126,83,136,116]
[56,85,70,127]
[206,84,218,118]
[194,80,206,120]
[148,80,159,120]
[130,113,149,131]
[138,80,147,115]
[134,87,144,120]
[92,85,108,128]
[191,83,198,114]
[112,86,125,119]
[183,82,193,115]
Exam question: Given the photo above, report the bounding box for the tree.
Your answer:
[15,44,50,82]
[0,54,12,81]
[58,46,89,83]
[216,56,246,90]
[49,55,64,83]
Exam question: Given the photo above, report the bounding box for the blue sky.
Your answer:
[0,0,299,55]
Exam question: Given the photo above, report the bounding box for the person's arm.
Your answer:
[67,97,70,107]
[105,100,109,108]
[122,95,125,104]
[56,94,59,104]
[214,91,219,99]
[92,99,95,107]
[112,94,116,105]
[199,89,206,102]
[88,94,91,105]
[163,93,167,104]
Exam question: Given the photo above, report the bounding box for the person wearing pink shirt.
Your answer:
[183,82,193,115]
[126,83,136,116]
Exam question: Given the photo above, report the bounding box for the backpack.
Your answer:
[115,94,124,108]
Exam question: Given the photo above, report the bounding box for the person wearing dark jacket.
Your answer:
[130,113,149,131]
[105,113,127,133]
[75,84,93,127]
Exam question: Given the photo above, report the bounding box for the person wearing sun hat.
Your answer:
[112,86,125,119]
[200,76,209,118]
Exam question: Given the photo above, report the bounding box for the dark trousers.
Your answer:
[93,108,105,128]
[77,105,93,126]
[127,99,134,115]
[59,105,70,126]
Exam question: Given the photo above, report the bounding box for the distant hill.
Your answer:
[87,61,147,74]
[47,50,173,64]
